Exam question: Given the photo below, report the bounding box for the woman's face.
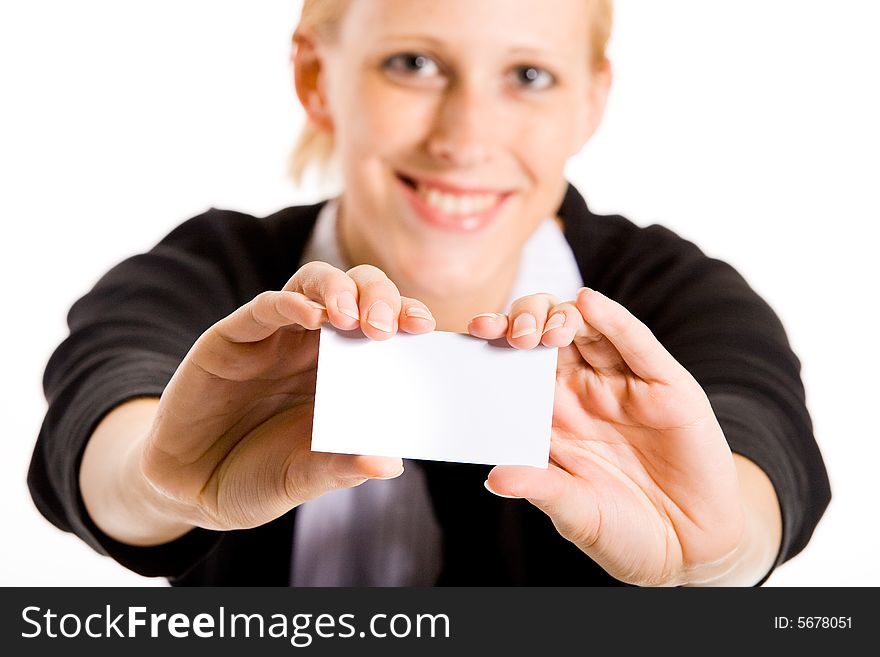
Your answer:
[305,0,610,301]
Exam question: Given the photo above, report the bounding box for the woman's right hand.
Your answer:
[85,262,435,544]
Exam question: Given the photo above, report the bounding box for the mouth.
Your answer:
[394,172,512,233]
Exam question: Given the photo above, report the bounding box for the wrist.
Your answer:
[682,454,782,586]
[80,399,195,547]
[118,433,196,546]
[679,509,755,586]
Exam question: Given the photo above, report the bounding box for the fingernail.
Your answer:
[511,313,537,339]
[405,306,433,321]
[376,466,405,480]
[336,292,360,320]
[367,300,394,332]
[305,299,326,311]
[470,313,502,322]
[484,480,520,499]
[542,312,566,334]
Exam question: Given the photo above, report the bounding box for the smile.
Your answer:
[395,173,511,233]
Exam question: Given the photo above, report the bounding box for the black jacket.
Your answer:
[28,185,831,585]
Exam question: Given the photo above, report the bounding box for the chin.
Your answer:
[396,253,487,299]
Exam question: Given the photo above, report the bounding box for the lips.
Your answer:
[395,173,511,233]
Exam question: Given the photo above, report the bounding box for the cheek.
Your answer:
[518,104,584,177]
[494,106,577,238]
[337,78,437,160]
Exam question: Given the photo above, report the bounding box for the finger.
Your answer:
[328,454,405,483]
[505,293,560,349]
[576,288,682,382]
[285,451,405,507]
[345,264,405,340]
[486,463,601,551]
[212,290,326,344]
[570,313,629,376]
[467,312,508,340]
[285,261,362,332]
[485,464,564,500]
[538,301,582,349]
[398,296,436,334]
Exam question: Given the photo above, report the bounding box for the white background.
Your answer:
[1,0,877,586]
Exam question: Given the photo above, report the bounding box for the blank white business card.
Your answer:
[310,326,557,467]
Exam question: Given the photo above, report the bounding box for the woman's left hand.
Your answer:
[468,287,747,586]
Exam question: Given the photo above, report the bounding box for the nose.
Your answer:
[426,81,499,167]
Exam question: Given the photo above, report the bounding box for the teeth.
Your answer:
[416,183,499,216]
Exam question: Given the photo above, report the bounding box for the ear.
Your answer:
[571,62,613,154]
[292,33,334,133]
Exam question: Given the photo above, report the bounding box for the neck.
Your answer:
[403,261,519,333]
[336,200,521,334]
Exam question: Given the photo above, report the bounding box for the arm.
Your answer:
[79,398,194,546]
[28,210,276,576]
[682,453,783,586]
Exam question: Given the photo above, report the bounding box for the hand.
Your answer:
[468,288,747,586]
[138,262,436,533]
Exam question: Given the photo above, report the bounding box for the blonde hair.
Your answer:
[289,0,613,182]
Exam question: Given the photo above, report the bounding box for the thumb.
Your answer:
[286,452,404,506]
[486,464,602,550]
[329,453,405,485]
[485,464,564,500]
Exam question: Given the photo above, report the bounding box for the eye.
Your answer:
[382,52,442,78]
[509,65,556,91]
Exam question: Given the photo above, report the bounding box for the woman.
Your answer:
[29,0,830,586]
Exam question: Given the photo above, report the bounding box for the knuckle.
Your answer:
[293,260,333,284]
[302,260,338,276]
[266,289,287,314]
[296,260,322,276]
[346,263,386,279]
[289,261,343,294]
[347,266,401,294]
[322,272,358,298]
[512,292,558,313]
[250,291,278,327]
[509,293,535,308]
[359,278,401,301]
[560,304,582,326]
[253,289,275,304]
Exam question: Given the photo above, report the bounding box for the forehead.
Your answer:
[337,0,591,59]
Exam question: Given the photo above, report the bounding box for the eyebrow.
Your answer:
[376,34,446,47]
[506,46,557,58]
[375,35,558,58]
